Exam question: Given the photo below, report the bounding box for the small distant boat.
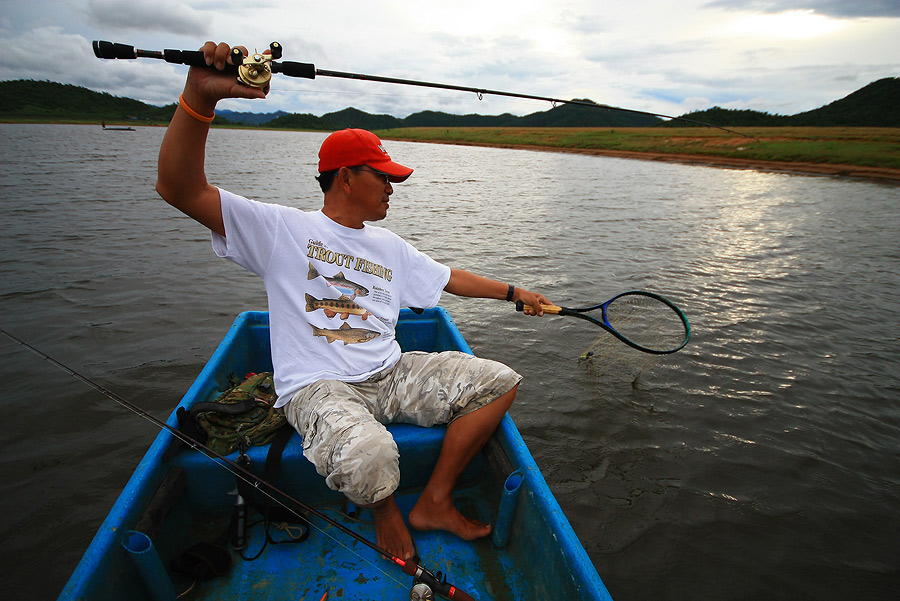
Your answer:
[101,121,135,131]
[57,309,614,601]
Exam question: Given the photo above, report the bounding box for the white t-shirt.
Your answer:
[212,188,451,407]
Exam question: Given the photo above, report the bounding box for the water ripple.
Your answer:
[2,125,899,600]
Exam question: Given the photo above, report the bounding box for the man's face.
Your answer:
[349,166,393,222]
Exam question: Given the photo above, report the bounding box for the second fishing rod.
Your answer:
[0,328,476,601]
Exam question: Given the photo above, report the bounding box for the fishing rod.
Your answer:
[91,39,755,139]
[0,328,475,601]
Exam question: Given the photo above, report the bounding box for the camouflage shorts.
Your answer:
[283,351,522,505]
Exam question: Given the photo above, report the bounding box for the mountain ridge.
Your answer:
[1,78,897,128]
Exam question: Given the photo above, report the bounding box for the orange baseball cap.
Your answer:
[317,128,413,182]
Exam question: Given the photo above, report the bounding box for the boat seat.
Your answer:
[230,422,448,465]
[170,423,449,507]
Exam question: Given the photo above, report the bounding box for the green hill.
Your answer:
[673,78,899,127]
[0,79,176,122]
[2,77,897,128]
[216,109,289,125]
[519,99,662,127]
[672,107,791,127]
[320,107,403,130]
[789,78,899,126]
[261,112,329,130]
[400,110,520,127]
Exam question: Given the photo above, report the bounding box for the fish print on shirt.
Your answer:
[310,322,380,345]
[307,264,370,300]
[305,293,373,321]
[305,245,395,345]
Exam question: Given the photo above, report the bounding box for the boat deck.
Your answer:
[58,310,613,601]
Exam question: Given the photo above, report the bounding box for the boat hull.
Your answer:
[58,309,613,600]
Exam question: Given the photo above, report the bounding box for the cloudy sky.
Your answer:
[1,0,897,119]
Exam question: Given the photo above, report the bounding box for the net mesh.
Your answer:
[604,294,686,352]
[579,334,659,385]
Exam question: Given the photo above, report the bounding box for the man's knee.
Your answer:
[284,380,400,505]
[327,420,400,505]
[494,383,517,410]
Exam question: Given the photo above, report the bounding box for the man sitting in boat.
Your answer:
[155,41,551,562]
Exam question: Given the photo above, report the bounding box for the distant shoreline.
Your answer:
[378,126,900,184]
[5,120,897,183]
[392,137,900,183]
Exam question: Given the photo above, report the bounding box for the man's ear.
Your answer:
[338,166,353,190]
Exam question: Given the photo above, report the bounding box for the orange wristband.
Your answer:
[178,94,215,123]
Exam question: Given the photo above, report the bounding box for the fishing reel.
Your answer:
[230,42,282,89]
[408,564,471,601]
[410,582,435,601]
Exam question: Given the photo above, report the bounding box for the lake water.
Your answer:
[1,123,898,600]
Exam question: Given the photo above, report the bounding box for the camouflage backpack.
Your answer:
[189,372,287,455]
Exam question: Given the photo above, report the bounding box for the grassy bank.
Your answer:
[6,118,897,179]
[377,127,900,173]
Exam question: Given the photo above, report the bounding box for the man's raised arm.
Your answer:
[156,42,267,237]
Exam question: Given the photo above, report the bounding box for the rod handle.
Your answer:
[449,588,476,601]
[515,301,562,315]
[272,60,317,79]
[93,40,237,70]
[93,40,136,59]
[162,48,210,67]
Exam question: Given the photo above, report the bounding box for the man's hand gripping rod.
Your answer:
[92,40,316,90]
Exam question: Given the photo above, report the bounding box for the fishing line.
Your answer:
[0,328,448,598]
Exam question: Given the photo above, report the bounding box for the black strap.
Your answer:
[167,397,262,460]
[189,399,259,416]
[237,424,293,516]
[236,425,310,561]
[164,407,208,461]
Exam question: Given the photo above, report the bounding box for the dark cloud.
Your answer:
[0,26,183,107]
[703,1,900,19]
[84,0,209,36]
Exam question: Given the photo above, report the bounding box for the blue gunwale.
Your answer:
[59,308,613,601]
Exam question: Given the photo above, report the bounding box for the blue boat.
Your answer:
[58,309,613,601]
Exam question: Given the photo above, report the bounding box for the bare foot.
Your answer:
[408,494,491,540]
[366,495,417,561]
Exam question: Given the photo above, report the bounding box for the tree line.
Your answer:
[1,77,896,128]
